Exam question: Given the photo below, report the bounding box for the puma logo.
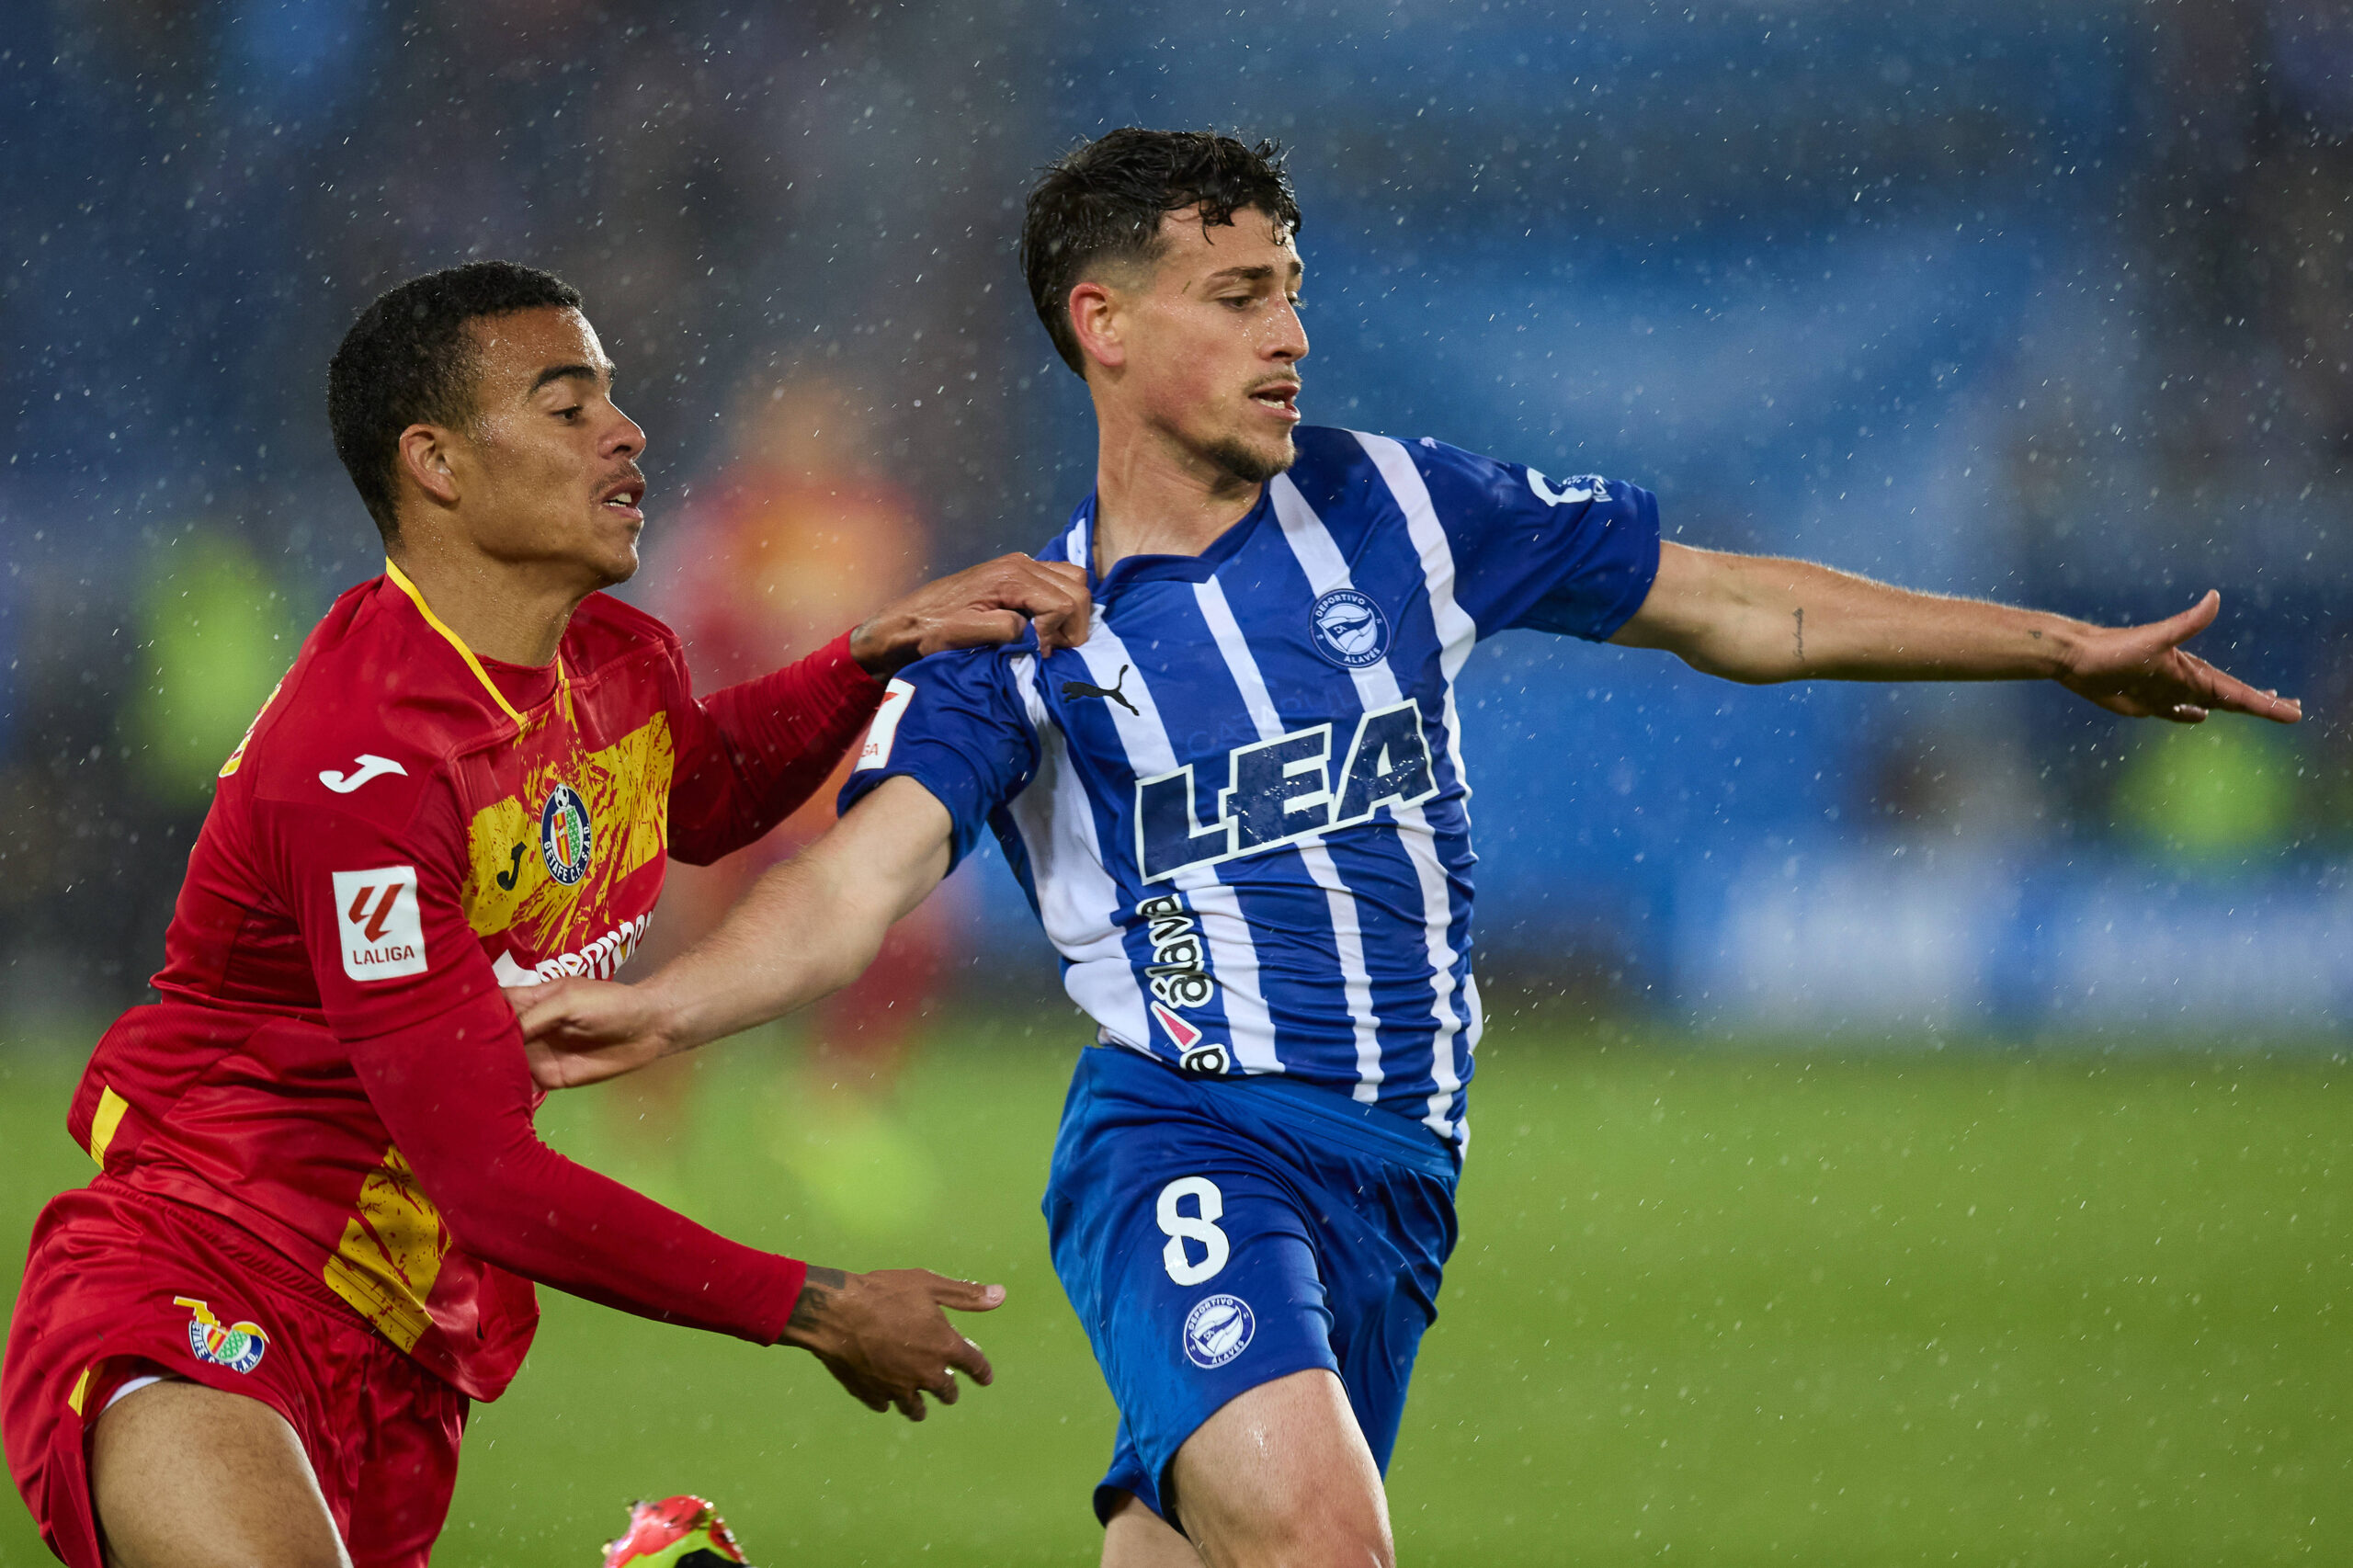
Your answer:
[1062,665,1140,716]
[319,755,407,793]
[494,842,528,892]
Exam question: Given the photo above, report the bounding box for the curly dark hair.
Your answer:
[326,260,583,542]
[1021,129,1301,377]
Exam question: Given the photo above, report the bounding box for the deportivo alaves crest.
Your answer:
[1134,699,1438,881]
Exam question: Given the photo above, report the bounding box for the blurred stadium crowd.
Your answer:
[0,0,2346,1036]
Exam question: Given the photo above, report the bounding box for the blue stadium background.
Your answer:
[1,0,2345,1037]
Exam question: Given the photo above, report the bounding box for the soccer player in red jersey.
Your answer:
[0,261,1092,1568]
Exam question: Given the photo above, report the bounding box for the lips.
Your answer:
[1248,380,1302,422]
[597,472,646,520]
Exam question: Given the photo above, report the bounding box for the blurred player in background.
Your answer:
[631,369,960,1224]
[0,261,1090,1568]
[652,372,954,1080]
[515,134,2301,1568]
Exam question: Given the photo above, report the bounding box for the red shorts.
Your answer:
[2,1183,466,1568]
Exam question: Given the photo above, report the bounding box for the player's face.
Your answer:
[1122,206,1307,484]
[451,307,648,588]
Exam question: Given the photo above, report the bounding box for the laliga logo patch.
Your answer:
[1308,589,1390,669]
[1182,1294,1256,1369]
[539,783,594,886]
[176,1296,267,1374]
[332,866,426,981]
[855,678,917,772]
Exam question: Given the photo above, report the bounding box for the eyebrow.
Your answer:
[529,361,612,396]
[1201,261,1303,287]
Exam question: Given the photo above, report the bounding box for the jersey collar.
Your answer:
[1063,486,1273,597]
[381,558,568,730]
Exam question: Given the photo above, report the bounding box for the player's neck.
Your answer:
[385,540,591,668]
[1090,424,1262,576]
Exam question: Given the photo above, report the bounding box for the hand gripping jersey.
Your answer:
[63,563,882,1399]
[842,427,1659,1145]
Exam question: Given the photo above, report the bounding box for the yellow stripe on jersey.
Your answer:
[87,1085,129,1168]
[217,671,287,778]
[461,712,675,940]
[322,1146,449,1355]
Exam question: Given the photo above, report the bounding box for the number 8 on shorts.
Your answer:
[1155,1176,1229,1285]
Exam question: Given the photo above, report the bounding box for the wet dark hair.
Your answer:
[1020,129,1301,377]
[327,260,583,542]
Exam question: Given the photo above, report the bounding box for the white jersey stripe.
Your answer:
[1272,478,1468,1138]
[1354,435,1482,1131]
[1004,656,1144,1048]
[1354,432,1480,824]
[1074,620,1283,1073]
[1195,577,1386,1101]
[1192,576,1283,735]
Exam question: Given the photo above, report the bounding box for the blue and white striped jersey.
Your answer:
[840,426,1659,1146]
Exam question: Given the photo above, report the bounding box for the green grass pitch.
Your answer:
[1,1021,2345,1564]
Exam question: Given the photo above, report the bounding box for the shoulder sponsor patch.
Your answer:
[332,866,427,981]
[854,678,916,771]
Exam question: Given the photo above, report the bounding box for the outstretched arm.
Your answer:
[1610,542,2302,724]
[515,775,956,1087]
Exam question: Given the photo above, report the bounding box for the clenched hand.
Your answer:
[849,554,1092,677]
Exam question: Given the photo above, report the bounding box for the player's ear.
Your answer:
[1068,280,1127,374]
[396,424,462,509]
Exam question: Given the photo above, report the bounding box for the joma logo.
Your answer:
[1132,699,1438,882]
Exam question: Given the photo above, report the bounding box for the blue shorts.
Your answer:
[1043,1044,1460,1529]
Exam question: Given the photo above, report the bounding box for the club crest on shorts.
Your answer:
[175,1296,267,1374]
[1182,1294,1255,1369]
[539,782,594,886]
[1308,589,1390,669]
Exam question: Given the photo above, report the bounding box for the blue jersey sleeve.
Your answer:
[836,646,1040,873]
[1407,437,1661,641]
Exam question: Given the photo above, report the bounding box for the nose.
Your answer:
[1267,297,1308,365]
[605,403,646,460]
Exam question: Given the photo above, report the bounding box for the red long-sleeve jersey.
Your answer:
[63,562,881,1400]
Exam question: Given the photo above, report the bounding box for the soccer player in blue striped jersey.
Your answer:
[517,131,2299,1566]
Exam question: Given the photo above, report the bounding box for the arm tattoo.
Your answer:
[1792,606,1805,665]
[790,1266,847,1333]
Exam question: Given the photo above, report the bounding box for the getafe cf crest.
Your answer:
[176,1296,267,1374]
[1308,589,1390,669]
[539,782,594,886]
[1182,1294,1256,1369]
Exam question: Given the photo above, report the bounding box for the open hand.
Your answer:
[780,1267,1003,1421]
[2059,591,2302,725]
[849,554,1092,676]
[506,976,675,1089]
